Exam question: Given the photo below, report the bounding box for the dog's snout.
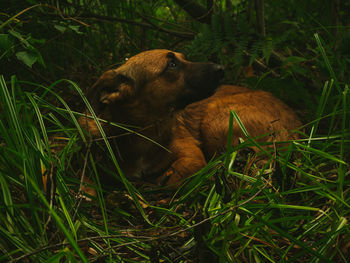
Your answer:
[212,64,225,79]
[212,64,224,72]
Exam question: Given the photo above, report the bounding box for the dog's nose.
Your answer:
[212,64,225,79]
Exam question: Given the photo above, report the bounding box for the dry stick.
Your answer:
[195,0,215,22]
[72,140,93,220]
[0,3,89,29]
[77,13,195,39]
[46,141,92,245]
[0,4,42,29]
[92,125,153,142]
[137,12,197,33]
[138,12,194,40]
[12,180,268,262]
[242,50,280,77]
[174,0,213,24]
[46,5,90,27]
[35,7,194,39]
[42,161,56,234]
[266,139,282,198]
[91,116,170,142]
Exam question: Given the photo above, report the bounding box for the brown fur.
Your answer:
[79,49,302,186]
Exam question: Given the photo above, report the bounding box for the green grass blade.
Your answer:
[314,33,341,94]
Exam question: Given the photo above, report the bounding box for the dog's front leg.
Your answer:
[160,137,207,186]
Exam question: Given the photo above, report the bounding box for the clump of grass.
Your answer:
[0,76,88,262]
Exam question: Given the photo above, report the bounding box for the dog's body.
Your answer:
[79,49,302,185]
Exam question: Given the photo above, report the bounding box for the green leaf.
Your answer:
[281,20,300,28]
[68,25,83,34]
[9,30,30,47]
[294,142,348,165]
[29,37,46,45]
[262,38,274,64]
[54,25,67,33]
[283,56,307,65]
[15,51,37,68]
[45,251,66,263]
[29,47,46,68]
[0,34,13,52]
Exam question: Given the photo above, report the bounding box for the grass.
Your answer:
[0,41,349,262]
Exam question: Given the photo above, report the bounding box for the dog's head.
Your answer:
[86,49,224,115]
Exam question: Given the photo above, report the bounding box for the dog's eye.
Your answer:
[168,60,177,68]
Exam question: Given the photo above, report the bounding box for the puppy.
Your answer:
[79,49,301,186]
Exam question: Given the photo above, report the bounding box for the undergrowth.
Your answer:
[0,34,349,262]
[1,1,350,262]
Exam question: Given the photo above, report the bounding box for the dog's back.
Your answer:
[177,85,302,159]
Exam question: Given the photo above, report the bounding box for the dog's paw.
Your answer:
[156,167,185,187]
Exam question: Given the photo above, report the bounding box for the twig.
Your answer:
[174,0,213,24]
[242,50,280,77]
[43,161,56,235]
[73,140,93,220]
[138,12,195,39]
[77,13,195,39]
[92,124,154,142]
[46,142,92,244]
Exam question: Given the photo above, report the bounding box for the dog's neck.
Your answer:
[106,100,177,127]
[95,102,177,177]
[81,100,179,141]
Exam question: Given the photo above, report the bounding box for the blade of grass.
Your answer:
[337,85,348,198]
[248,212,332,263]
[314,33,341,93]
[293,142,347,165]
[64,79,153,226]
[23,169,88,262]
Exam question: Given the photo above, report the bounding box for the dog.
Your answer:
[79,49,302,186]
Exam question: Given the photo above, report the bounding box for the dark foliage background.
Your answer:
[0,1,349,262]
[2,0,350,117]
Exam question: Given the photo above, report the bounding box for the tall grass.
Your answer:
[0,36,349,262]
[0,76,87,262]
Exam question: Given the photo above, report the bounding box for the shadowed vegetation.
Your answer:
[0,0,349,262]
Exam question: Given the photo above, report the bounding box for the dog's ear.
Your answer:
[99,74,135,105]
[86,72,135,109]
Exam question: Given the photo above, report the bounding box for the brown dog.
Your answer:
[79,49,302,186]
